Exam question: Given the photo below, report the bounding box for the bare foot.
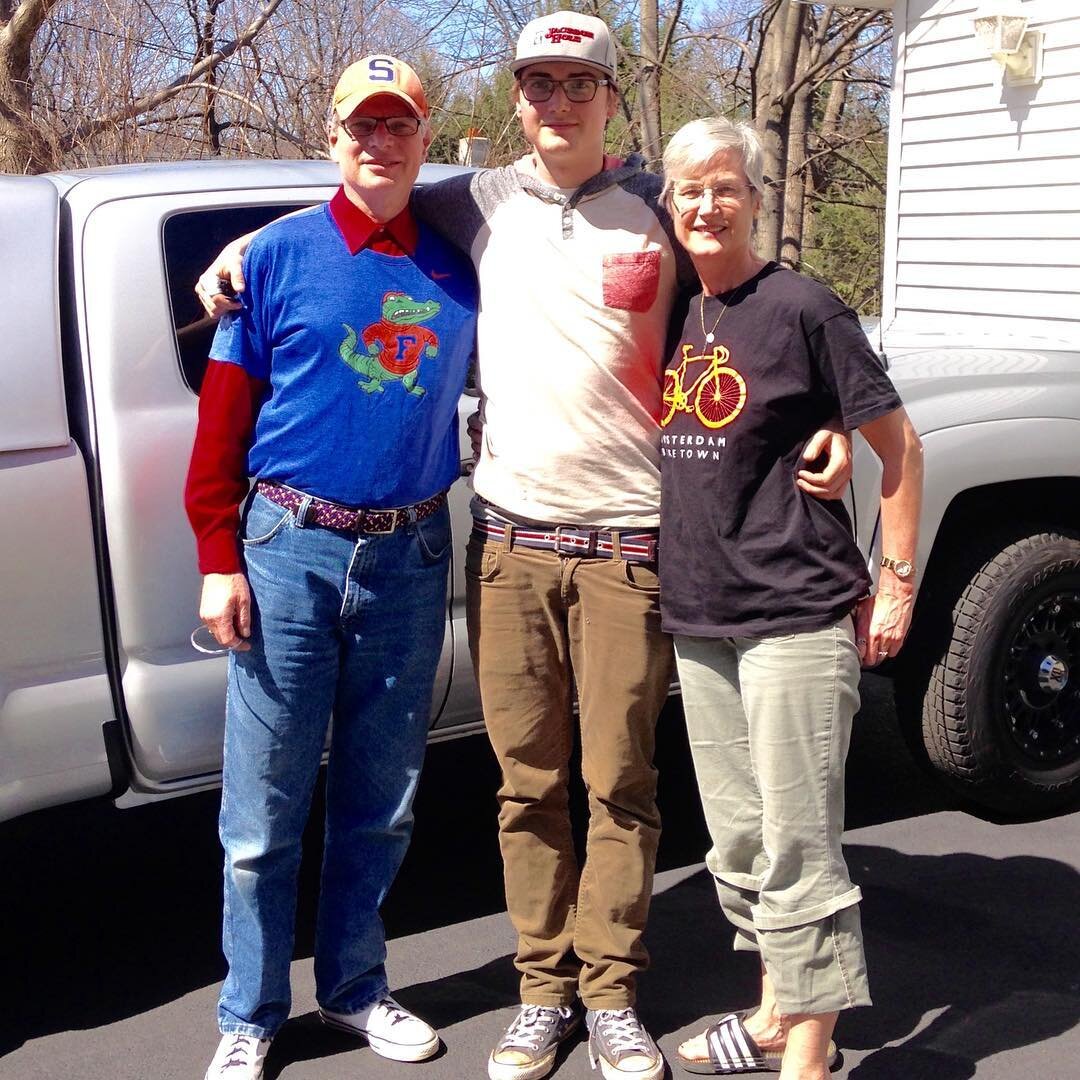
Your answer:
[676,1031,710,1063]
[743,1005,786,1051]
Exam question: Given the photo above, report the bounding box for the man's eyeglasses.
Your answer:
[342,115,420,139]
[671,180,752,212]
[518,76,610,103]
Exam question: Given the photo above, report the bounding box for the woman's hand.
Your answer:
[854,583,914,667]
[796,428,851,499]
[856,406,923,666]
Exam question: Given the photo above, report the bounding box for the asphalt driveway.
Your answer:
[2,676,1078,1079]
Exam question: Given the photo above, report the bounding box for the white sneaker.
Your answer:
[320,995,440,1062]
[204,1033,271,1079]
[585,1009,664,1080]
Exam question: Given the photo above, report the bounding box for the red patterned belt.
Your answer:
[472,516,658,562]
[256,481,446,535]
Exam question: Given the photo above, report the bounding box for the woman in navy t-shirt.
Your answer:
[659,117,923,1080]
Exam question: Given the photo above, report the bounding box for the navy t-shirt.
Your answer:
[659,262,902,639]
[211,203,477,508]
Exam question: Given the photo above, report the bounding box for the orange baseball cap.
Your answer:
[332,55,430,121]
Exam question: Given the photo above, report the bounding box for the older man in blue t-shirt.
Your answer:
[185,56,476,1080]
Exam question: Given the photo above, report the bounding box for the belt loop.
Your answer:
[501,523,513,551]
[610,530,622,560]
[295,494,313,528]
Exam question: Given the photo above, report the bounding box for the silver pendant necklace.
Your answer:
[700,277,753,343]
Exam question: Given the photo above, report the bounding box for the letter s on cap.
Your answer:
[368,57,395,81]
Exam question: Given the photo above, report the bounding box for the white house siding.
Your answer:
[883,0,1080,350]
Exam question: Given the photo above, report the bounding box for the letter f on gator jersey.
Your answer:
[339,291,442,396]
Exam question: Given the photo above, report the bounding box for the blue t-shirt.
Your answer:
[211,203,477,508]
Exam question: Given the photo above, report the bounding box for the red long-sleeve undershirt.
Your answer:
[183,190,418,574]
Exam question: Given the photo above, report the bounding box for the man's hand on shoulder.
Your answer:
[195,233,254,319]
[199,572,252,651]
[796,428,852,500]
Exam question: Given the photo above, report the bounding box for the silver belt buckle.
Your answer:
[554,525,595,556]
[553,525,579,555]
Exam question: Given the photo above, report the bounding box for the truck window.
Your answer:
[163,205,307,394]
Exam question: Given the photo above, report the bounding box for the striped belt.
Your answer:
[256,480,445,535]
[472,516,658,562]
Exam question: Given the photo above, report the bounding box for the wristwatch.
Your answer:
[881,555,915,580]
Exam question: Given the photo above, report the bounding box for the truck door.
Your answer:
[0,176,115,821]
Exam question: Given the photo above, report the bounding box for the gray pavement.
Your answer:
[2,676,1079,1079]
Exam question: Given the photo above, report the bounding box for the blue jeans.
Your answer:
[217,491,451,1038]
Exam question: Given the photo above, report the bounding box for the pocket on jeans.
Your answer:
[416,506,452,564]
[241,496,293,547]
[465,537,501,582]
[622,559,660,593]
[602,251,661,312]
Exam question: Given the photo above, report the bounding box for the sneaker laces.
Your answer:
[592,1009,651,1056]
[222,1034,258,1068]
[374,998,414,1027]
[502,1005,570,1051]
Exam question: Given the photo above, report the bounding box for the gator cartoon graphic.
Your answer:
[339,291,441,396]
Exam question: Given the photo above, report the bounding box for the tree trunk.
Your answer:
[811,47,852,194]
[780,33,812,270]
[198,2,225,154]
[638,0,661,171]
[754,0,805,260]
[0,0,61,172]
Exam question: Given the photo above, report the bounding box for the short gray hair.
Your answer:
[661,117,765,208]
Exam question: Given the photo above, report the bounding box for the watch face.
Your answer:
[893,559,913,578]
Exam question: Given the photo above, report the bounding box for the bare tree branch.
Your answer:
[774,9,880,109]
[61,0,284,147]
[1,0,61,65]
[658,0,684,66]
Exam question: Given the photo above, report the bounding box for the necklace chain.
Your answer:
[700,292,729,344]
[699,276,754,343]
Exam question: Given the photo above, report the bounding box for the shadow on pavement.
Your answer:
[634,846,1080,1079]
[0,735,506,1059]
[4,684,1076,1080]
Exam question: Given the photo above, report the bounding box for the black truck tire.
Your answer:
[919,529,1080,814]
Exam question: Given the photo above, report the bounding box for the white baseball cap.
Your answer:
[511,12,617,80]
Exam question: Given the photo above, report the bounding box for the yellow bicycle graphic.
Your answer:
[661,343,747,429]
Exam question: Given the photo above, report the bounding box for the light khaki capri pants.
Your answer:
[674,616,871,1015]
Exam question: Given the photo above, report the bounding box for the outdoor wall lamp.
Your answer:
[974,1,1044,87]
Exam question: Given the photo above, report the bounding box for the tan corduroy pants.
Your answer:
[466,528,674,1008]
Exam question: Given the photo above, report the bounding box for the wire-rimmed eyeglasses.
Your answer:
[670,180,753,213]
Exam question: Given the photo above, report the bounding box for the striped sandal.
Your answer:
[677,1011,838,1075]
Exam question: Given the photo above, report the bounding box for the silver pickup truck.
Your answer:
[2,159,1078,824]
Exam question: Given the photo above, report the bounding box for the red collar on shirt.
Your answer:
[329,187,418,257]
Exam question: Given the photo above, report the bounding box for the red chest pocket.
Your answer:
[602,250,661,313]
